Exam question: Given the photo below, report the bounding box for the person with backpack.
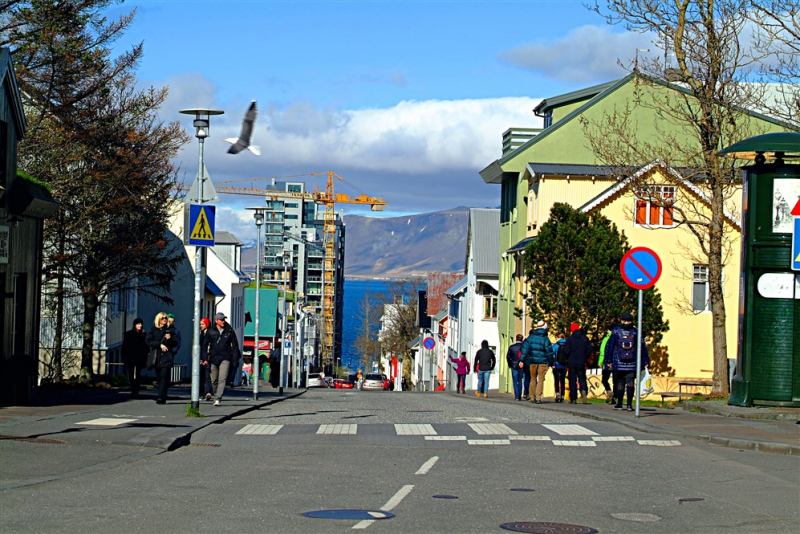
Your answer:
[552,333,567,403]
[520,320,553,404]
[562,322,593,404]
[604,312,649,411]
[506,334,525,400]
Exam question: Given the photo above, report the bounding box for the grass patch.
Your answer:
[186,404,204,418]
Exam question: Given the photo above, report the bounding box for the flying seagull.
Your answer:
[224,101,261,155]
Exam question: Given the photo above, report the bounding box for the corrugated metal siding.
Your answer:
[469,209,500,276]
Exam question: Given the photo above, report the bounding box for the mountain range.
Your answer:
[240,206,470,278]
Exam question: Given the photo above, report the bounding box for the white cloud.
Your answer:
[499,25,653,83]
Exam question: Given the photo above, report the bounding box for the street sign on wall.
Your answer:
[423,337,436,350]
[620,247,662,290]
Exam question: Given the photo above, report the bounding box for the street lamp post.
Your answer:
[281,251,292,394]
[246,208,265,400]
[179,107,224,410]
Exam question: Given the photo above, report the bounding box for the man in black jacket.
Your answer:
[121,318,148,398]
[204,312,241,406]
[562,322,594,404]
[505,334,524,400]
[473,340,496,398]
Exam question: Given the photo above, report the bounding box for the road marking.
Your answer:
[509,435,551,441]
[415,456,439,475]
[542,424,598,436]
[592,436,635,442]
[468,423,518,435]
[552,440,597,447]
[637,439,681,446]
[76,418,137,426]
[424,435,466,441]
[235,424,283,435]
[395,424,437,436]
[468,439,511,445]
[317,424,357,435]
[352,484,415,530]
[454,417,488,422]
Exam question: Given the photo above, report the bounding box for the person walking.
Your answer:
[521,320,553,404]
[552,333,567,403]
[166,313,182,362]
[506,334,525,400]
[121,318,148,398]
[598,324,616,404]
[204,312,241,406]
[449,351,470,394]
[605,312,649,411]
[199,317,213,401]
[145,312,177,404]
[473,340,496,398]
[563,322,593,404]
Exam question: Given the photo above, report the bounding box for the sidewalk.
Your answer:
[470,390,800,456]
[0,381,302,452]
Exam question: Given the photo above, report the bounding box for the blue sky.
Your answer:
[111,0,654,241]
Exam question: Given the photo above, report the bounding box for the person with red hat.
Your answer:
[562,322,594,404]
[199,317,212,400]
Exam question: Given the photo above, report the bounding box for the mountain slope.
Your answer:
[343,206,469,278]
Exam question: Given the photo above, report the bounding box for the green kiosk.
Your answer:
[720,132,800,407]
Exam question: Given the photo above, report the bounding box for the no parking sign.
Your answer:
[620,247,662,290]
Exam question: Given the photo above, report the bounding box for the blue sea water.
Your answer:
[340,279,390,372]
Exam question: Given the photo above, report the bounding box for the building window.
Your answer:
[285,202,298,208]
[692,264,710,313]
[287,184,302,193]
[285,214,298,220]
[635,185,676,227]
[484,293,498,320]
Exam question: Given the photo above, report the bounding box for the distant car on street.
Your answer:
[381,374,391,390]
[308,373,326,388]
[360,373,385,391]
[333,378,354,389]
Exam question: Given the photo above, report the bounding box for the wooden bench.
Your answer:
[652,391,697,407]
[678,380,713,400]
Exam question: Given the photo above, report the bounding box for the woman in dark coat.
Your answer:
[121,318,148,398]
[145,311,177,404]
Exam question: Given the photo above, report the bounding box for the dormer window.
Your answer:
[634,185,676,227]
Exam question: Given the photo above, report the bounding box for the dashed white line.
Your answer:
[415,456,439,475]
[553,440,597,447]
[468,439,511,445]
[352,484,415,530]
[638,439,682,446]
[592,436,635,442]
[424,436,466,441]
[509,435,552,441]
[236,424,283,435]
[317,424,357,435]
[468,423,518,435]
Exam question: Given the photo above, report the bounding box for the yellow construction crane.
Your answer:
[177,171,386,368]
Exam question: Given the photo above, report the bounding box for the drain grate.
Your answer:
[0,435,65,445]
[191,443,221,447]
[678,497,704,503]
[500,522,598,534]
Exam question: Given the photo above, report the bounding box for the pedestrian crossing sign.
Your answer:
[187,204,215,246]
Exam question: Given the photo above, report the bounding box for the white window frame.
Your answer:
[634,185,677,228]
[692,264,711,313]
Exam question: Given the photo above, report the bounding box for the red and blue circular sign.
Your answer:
[620,247,662,290]
[423,337,436,350]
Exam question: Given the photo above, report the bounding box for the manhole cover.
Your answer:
[432,494,458,499]
[500,522,598,534]
[510,488,535,492]
[679,497,705,503]
[302,510,394,520]
[611,513,661,522]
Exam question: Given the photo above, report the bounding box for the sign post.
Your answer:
[792,199,800,271]
[423,336,436,392]
[620,247,662,417]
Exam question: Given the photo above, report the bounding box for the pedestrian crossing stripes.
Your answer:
[77,418,138,426]
[317,424,357,435]
[236,424,283,435]
[468,423,518,435]
[229,423,677,447]
[395,424,436,436]
[541,424,599,436]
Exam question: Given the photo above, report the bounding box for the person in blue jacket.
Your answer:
[520,319,553,404]
[604,312,649,411]
[551,333,567,403]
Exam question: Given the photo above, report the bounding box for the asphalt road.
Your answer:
[2,389,798,533]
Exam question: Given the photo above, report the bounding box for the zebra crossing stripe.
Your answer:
[317,424,358,435]
[592,436,635,442]
[553,440,596,447]
[542,424,599,436]
[236,424,283,435]
[468,423,518,435]
[395,424,437,436]
[509,435,551,441]
[637,439,681,446]
[425,436,466,441]
[468,439,510,445]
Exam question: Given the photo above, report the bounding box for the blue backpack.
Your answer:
[617,329,637,363]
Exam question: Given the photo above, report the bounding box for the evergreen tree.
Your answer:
[523,203,669,346]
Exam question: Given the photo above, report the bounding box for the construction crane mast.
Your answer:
[178,171,386,369]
